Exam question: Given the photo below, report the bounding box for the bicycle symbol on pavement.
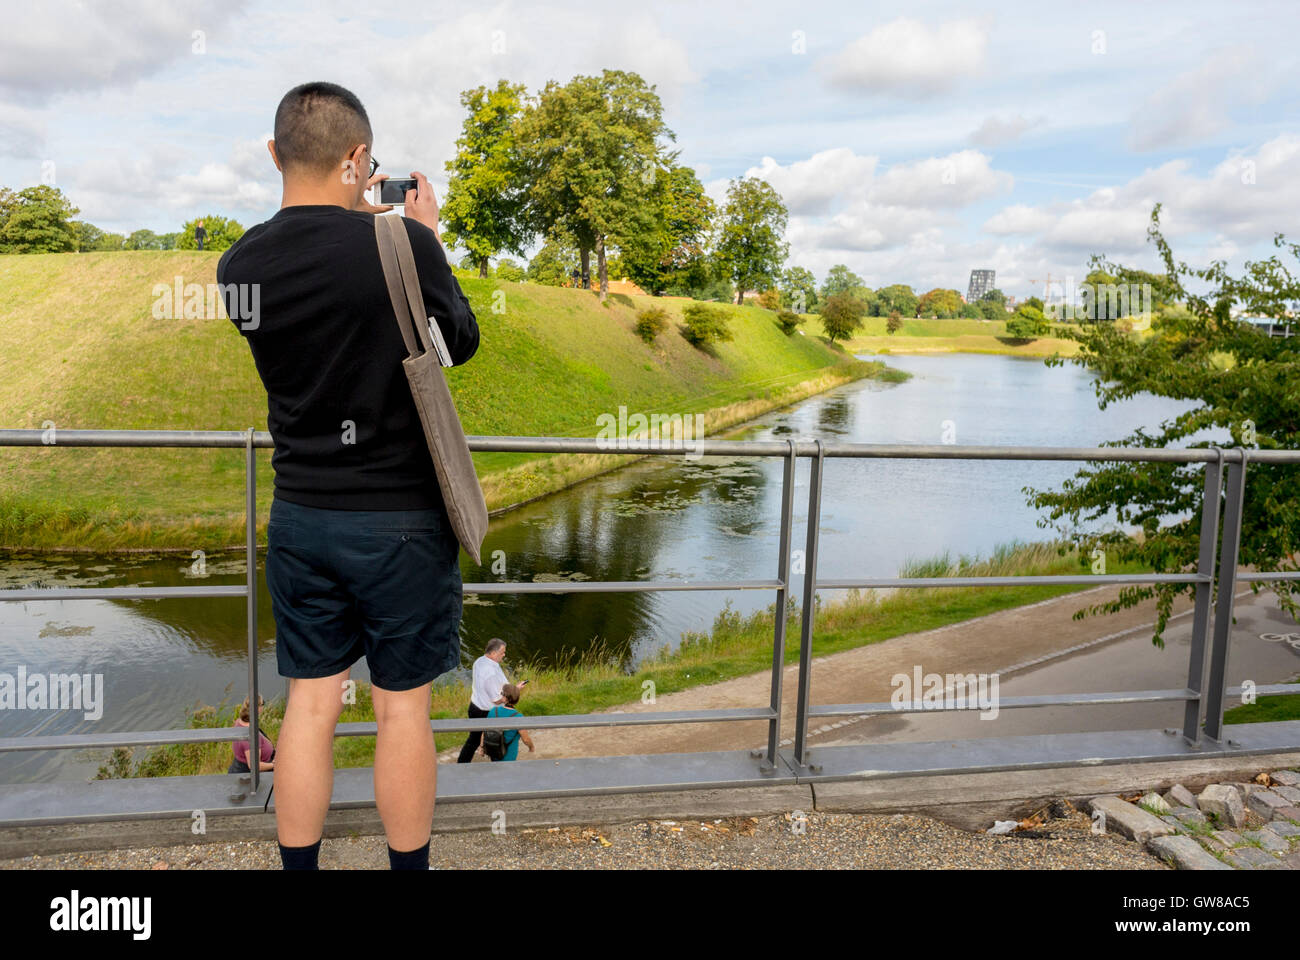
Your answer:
[1259,632,1300,656]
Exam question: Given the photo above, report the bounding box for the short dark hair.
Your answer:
[485,637,506,656]
[273,82,372,176]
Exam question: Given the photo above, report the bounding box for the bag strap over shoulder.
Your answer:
[375,215,453,367]
[374,215,423,358]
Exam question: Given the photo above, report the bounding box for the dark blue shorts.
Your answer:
[265,497,463,691]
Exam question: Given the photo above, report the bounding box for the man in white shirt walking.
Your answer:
[457,638,510,762]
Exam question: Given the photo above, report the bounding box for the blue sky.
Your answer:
[2,0,1297,300]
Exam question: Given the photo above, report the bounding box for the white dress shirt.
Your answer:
[470,655,508,711]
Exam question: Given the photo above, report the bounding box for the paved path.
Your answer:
[444,583,1298,763]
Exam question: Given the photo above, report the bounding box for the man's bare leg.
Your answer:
[372,681,436,852]
[275,670,348,847]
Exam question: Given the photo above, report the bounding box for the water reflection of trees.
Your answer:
[817,395,853,435]
[461,455,772,671]
[32,454,776,676]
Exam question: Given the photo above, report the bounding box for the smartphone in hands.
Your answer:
[375,177,418,205]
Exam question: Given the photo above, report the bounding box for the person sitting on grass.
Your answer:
[229,695,276,774]
[480,683,534,762]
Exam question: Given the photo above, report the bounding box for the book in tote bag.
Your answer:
[374,214,488,565]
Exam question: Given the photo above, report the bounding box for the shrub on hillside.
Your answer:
[635,307,670,343]
[495,258,526,282]
[776,310,801,335]
[757,288,781,310]
[682,303,733,347]
[886,310,903,335]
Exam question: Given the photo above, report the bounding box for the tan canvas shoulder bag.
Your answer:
[374,214,488,565]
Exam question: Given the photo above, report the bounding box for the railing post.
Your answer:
[245,428,261,792]
[1181,449,1224,743]
[760,440,798,772]
[1204,449,1248,742]
[792,440,824,770]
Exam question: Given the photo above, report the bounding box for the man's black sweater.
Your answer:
[217,205,479,511]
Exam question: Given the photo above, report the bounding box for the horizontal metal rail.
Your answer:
[816,573,1208,589]
[808,684,1300,720]
[5,427,1300,463]
[2,427,1298,816]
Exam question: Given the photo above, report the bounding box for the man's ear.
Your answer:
[267,139,283,172]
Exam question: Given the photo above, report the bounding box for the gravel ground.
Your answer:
[0,809,1164,870]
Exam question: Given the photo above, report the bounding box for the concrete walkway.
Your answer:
[445,583,1202,762]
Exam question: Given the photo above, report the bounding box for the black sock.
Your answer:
[279,839,321,870]
[388,840,430,870]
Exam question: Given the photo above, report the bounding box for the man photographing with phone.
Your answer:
[218,81,479,871]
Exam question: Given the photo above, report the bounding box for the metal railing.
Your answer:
[1,428,1299,817]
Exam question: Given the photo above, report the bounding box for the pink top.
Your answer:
[233,721,274,765]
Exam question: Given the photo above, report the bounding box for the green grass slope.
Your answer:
[802,313,1081,357]
[0,251,890,550]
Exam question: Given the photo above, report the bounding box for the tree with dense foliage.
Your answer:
[1028,205,1300,643]
[125,229,166,250]
[820,264,863,300]
[619,163,714,296]
[779,266,819,313]
[874,283,919,318]
[917,287,964,318]
[442,80,532,279]
[1005,304,1048,339]
[494,258,526,282]
[176,215,243,252]
[527,237,580,286]
[517,69,671,300]
[777,310,801,335]
[0,185,79,252]
[820,292,867,343]
[713,177,789,306]
[886,309,904,334]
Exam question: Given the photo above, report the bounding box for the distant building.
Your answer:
[967,269,995,303]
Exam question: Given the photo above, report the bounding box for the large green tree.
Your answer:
[917,287,964,318]
[875,283,919,318]
[820,264,863,300]
[820,292,867,343]
[1028,205,1300,643]
[176,215,243,252]
[714,177,789,306]
[0,185,79,253]
[527,236,580,286]
[619,164,714,296]
[516,69,671,300]
[441,80,532,279]
[780,266,819,313]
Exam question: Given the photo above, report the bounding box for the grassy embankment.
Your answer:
[99,541,1174,778]
[0,251,899,551]
[801,313,1083,358]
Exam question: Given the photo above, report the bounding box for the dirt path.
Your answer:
[442,584,1198,763]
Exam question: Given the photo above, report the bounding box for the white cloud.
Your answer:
[869,150,1012,208]
[981,136,1300,260]
[1127,46,1277,151]
[0,0,245,101]
[0,103,45,157]
[969,114,1044,147]
[820,18,988,98]
[741,149,877,216]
